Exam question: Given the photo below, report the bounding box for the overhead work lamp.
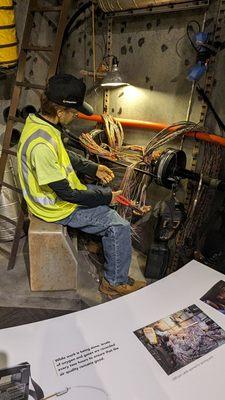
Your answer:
[101,56,129,88]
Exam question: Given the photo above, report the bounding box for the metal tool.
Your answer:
[114,194,143,213]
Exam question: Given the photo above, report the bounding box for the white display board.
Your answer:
[0,260,225,400]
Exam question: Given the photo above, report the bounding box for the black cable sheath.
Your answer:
[62,1,92,46]
[57,1,93,73]
[196,85,225,132]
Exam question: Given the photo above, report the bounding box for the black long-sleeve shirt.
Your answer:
[48,179,112,208]
[68,150,98,178]
[48,152,112,207]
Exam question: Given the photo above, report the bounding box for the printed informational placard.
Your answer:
[0,260,224,400]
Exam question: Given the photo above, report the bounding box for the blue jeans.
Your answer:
[57,194,132,286]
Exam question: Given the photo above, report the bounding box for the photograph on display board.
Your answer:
[200,280,225,315]
[134,305,225,375]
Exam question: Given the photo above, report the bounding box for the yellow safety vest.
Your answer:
[17,114,87,222]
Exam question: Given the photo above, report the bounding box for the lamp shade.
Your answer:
[101,60,129,88]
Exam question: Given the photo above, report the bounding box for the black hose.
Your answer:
[62,1,92,46]
[58,1,93,70]
[196,84,225,133]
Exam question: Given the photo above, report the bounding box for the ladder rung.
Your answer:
[23,45,53,52]
[2,149,17,156]
[2,182,22,194]
[30,6,62,12]
[16,81,45,90]
[0,214,17,227]
[8,116,25,123]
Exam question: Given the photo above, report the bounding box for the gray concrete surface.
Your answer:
[0,236,147,311]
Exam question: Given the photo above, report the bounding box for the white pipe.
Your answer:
[98,1,183,13]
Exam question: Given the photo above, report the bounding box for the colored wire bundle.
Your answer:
[79,117,204,220]
[144,121,201,157]
[79,114,144,164]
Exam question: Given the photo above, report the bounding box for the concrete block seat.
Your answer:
[28,214,78,291]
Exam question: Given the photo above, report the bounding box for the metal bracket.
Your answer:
[200,0,225,126]
[103,17,113,113]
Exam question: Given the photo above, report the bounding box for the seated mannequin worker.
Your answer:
[17,74,146,296]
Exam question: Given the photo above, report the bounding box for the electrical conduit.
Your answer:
[77,113,225,148]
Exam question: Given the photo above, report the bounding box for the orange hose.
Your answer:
[77,113,225,148]
[77,113,167,131]
[186,131,225,147]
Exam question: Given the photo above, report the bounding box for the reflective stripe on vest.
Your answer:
[65,164,74,174]
[20,130,58,206]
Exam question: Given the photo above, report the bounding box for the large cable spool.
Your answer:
[0,0,18,68]
[151,148,187,189]
[97,0,181,12]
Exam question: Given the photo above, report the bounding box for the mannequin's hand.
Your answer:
[96,165,114,184]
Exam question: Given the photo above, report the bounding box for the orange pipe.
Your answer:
[186,131,225,147]
[78,113,167,131]
[77,113,225,148]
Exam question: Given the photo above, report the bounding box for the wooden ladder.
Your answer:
[0,0,71,270]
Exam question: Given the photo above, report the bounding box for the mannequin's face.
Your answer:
[57,108,78,125]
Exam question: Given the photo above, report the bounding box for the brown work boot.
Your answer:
[99,277,146,297]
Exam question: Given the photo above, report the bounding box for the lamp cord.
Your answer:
[92,3,96,82]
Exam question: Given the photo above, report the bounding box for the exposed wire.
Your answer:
[186,20,201,52]
[144,121,201,157]
[175,20,200,58]
[79,115,144,164]
[173,141,224,267]
[175,33,186,58]
[79,118,204,222]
